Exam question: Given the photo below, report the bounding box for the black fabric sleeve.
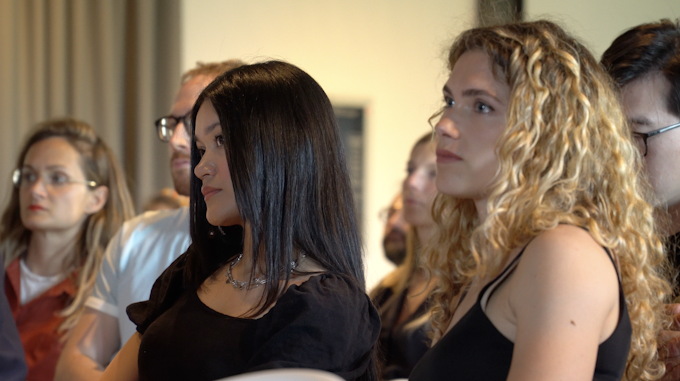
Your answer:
[245,274,380,380]
[126,247,191,335]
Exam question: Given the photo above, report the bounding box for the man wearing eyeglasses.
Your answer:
[55,60,244,381]
[602,19,680,381]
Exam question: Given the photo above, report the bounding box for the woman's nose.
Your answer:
[194,156,215,179]
[434,111,460,140]
[404,171,424,191]
[27,176,48,198]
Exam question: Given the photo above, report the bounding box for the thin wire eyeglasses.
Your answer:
[12,168,97,189]
[633,121,680,157]
[155,112,192,142]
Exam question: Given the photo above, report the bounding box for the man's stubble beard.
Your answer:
[171,153,191,197]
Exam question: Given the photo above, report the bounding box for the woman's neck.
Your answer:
[230,225,258,282]
[25,229,79,276]
[415,224,436,248]
[228,225,316,284]
[474,198,488,223]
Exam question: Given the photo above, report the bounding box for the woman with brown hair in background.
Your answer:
[371,133,438,380]
[2,119,135,380]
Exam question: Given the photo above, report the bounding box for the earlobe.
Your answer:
[86,186,109,214]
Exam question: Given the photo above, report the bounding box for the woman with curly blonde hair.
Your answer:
[409,20,671,381]
[2,119,135,380]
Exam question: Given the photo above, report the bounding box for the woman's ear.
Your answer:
[86,185,109,214]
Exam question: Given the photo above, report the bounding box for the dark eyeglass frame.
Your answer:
[633,121,680,157]
[154,112,192,142]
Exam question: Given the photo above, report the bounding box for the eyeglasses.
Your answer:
[155,112,192,142]
[632,121,680,157]
[12,168,97,189]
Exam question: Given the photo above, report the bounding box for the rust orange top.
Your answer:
[4,257,77,381]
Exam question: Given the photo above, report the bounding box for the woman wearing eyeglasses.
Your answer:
[1,119,135,381]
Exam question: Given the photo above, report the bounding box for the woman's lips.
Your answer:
[201,186,221,201]
[436,148,461,163]
[28,205,45,212]
[404,197,422,205]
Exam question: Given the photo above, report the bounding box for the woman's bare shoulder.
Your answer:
[509,224,619,324]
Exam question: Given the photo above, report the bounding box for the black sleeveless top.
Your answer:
[409,247,632,381]
[127,252,380,381]
[371,286,431,379]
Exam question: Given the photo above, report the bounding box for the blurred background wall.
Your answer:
[1,0,679,289]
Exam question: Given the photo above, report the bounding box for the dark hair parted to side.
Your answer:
[186,61,365,311]
[601,19,680,117]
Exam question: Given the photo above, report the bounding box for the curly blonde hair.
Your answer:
[1,119,135,334]
[425,20,671,380]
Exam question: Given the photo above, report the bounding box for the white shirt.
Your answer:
[85,206,190,345]
[19,259,65,305]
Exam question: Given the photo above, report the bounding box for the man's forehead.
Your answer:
[623,72,670,99]
[170,75,215,115]
[622,75,667,110]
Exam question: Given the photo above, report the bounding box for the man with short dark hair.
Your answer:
[55,60,244,381]
[381,193,409,266]
[602,19,680,381]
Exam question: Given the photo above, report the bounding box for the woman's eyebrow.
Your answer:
[443,85,501,103]
[461,88,501,103]
[204,122,220,135]
[628,117,652,126]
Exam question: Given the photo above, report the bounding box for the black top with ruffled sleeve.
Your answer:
[127,252,380,381]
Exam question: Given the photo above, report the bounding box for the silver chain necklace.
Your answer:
[226,253,306,290]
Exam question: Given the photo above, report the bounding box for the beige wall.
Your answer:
[180,0,476,289]
[525,0,680,59]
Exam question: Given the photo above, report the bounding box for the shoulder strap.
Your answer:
[479,244,530,311]
[479,235,620,312]
[601,247,619,276]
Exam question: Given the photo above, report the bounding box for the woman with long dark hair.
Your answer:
[102,61,379,381]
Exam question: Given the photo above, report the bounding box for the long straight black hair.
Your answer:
[186,61,365,315]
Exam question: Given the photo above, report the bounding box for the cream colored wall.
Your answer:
[525,0,680,59]
[180,0,476,289]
